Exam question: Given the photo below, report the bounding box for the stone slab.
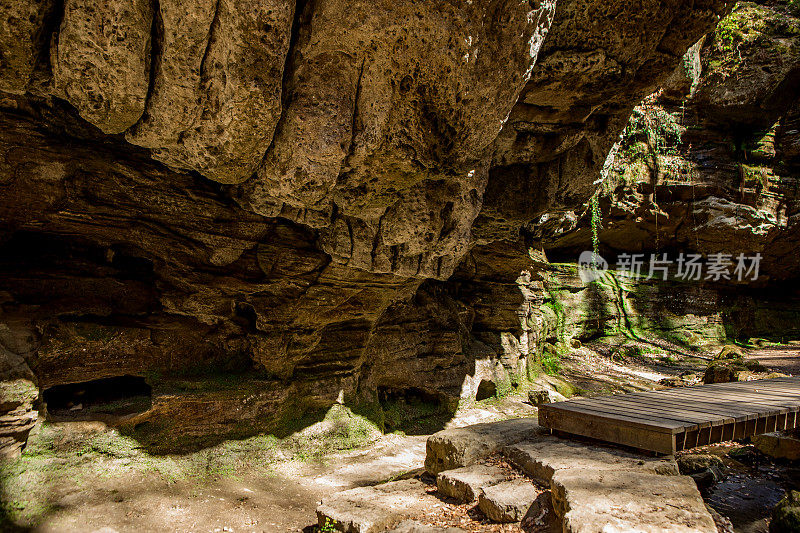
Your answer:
[425,418,543,474]
[752,431,800,461]
[436,464,507,502]
[551,469,717,533]
[316,479,439,533]
[478,478,540,523]
[504,438,679,484]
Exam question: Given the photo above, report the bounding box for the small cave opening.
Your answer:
[377,386,452,435]
[43,375,152,420]
[475,379,497,401]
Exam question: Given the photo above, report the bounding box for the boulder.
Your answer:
[714,345,745,361]
[689,469,720,491]
[703,364,739,384]
[436,464,507,502]
[477,479,540,523]
[528,389,567,406]
[752,431,800,461]
[677,454,726,489]
[551,469,717,533]
[771,490,800,533]
[425,418,543,475]
[676,454,725,476]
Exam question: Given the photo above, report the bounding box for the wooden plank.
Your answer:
[574,389,798,420]
[538,402,687,433]
[538,406,676,454]
[653,387,800,410]
[595,393,766,420]
[572,395,746,424]
[699,382,800,396]
[687,382,800,397]
[539,377,800,453]
[569,396,727,426]
[536,402,684,433]
[654,393,800,416]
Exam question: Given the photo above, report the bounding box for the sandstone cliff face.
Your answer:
[535,0,800,283]
[0,0,747,452]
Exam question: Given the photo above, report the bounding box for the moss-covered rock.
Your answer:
[703,364,739,384]
[771,490,800,533]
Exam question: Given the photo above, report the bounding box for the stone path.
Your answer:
[316,417,719,532]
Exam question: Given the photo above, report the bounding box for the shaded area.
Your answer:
[43,376,152,419]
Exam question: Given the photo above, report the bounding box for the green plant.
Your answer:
[540,354,562,375]
[614,97,691,186]
[590,194,601,259]
[319,517,338,532]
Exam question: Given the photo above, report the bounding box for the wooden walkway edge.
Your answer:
[537,377,800,454]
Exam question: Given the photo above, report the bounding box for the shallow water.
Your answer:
[700,445,800,533]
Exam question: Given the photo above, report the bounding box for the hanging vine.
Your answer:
[590,193,601,260]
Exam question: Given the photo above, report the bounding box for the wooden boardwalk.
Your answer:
[538,377,800,454]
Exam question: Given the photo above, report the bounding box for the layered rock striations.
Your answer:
[0,0,759,452]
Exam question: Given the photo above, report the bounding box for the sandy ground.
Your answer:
[3,428,428,533]
[747,345,800,375]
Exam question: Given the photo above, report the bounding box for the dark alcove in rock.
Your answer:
[43,375,152,421]
[475,379,498,401]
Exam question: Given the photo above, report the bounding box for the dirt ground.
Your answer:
[747,345,800,375]
[1,399,538,533]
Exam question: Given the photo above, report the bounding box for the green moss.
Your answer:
[742,164,770,189]
[771,490,800,532]
[710,2,800,74]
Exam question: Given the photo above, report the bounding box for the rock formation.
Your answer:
[7,0,790,453]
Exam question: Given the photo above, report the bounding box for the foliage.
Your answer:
[614,96,691,185]
[710,2,800,74]
[540,353,562,375]
[590,194,601,258]
[319,518,338,532]
[741,164,770,189]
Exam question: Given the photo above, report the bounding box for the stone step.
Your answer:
[477,478,540,523]
[436,464,507,502]
[551,468,718,533]
[316,479,441,533]
[502,437,716,531]
[503,437,679,484]
[425,417,544,475]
